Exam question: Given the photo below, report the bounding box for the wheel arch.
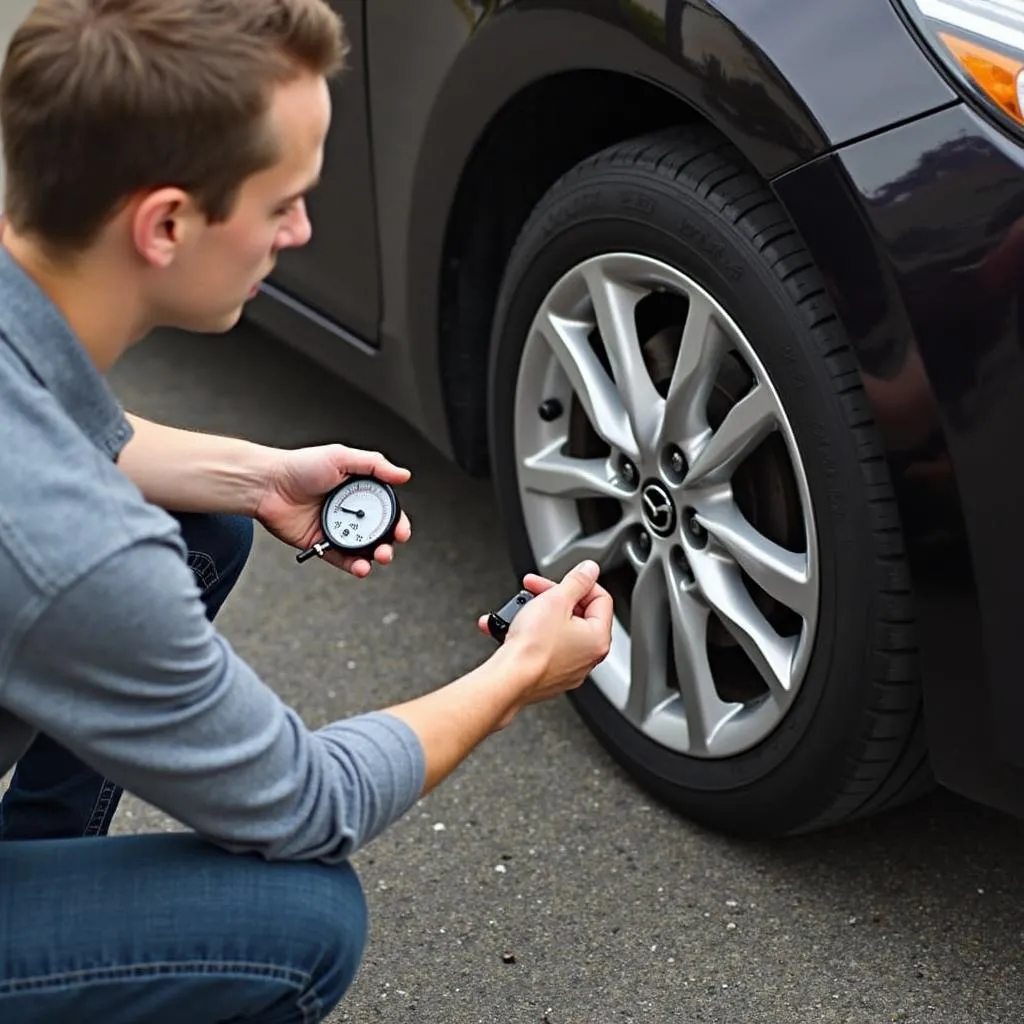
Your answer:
[436,70,705,476]
[404,3,831,477]
[402,0,954,476]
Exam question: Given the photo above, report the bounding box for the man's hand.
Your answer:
[476,561,613,728]
[255,444,412,578]
[385,560,614,792]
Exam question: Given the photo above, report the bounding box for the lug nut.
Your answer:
[673,547,694,582]
[538,399,563,422]
[667,446,686,477]
[637,530,652,557]
[687,513,707,544]
[620,457,639,488]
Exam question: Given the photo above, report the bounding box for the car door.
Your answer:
[267,0,381,344]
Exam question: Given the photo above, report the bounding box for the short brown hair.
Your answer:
[0,0,348,253]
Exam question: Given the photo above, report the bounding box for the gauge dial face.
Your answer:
[321,477,399,552]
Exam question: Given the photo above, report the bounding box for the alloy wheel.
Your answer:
[513,253,820,758]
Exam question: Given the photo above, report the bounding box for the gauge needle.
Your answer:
[341,507,365,518]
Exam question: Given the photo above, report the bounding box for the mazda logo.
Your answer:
[641,483,677,537]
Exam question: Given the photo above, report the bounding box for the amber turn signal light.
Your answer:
[939,32,1024,126]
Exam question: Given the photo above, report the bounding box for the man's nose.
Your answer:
[279,200,313,250]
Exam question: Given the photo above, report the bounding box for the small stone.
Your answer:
[494,864,507,874]
[382,612,399,626]
[501,952,516,964]
[726,922,737,931]
[432,822,446,832]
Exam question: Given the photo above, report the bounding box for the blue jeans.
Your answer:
[0,514,368,1023]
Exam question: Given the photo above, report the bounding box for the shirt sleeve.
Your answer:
[3,535,427,863]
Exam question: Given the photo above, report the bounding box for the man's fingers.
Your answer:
[323,550,371,577]
[336,446,411,485]
[582,584,614,628]
[523,571,602,618]
[575,580,612,614]
[522,573,557,596]
[394,513,412,544]
[558,560,601,604]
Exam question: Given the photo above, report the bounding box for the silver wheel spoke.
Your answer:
[582,264,663,451]
[536,516,635,580]
[624,555,676,724]
[521,444,632,502]
[684,384,777,488]
[660,291,727,450]
[517,253,819,759]
[664,564,739,755]
[696,502,815,620]
[689,553,796,698]
[539,311,639,458]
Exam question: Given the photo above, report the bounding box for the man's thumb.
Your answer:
[561,560,600,601]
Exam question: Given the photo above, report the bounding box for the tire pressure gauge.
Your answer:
[297,475,402,565]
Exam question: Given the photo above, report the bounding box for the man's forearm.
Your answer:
[385,645,541,794]
[118,414,279,516]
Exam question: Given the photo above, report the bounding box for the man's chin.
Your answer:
[215,306,246,333]
[173,307,245,336]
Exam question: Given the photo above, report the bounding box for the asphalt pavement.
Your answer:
[105,322,1024,1024]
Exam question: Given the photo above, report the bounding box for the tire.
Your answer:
[486,125,934,838]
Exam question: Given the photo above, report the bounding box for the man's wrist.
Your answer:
[240,441,285,518]
[482,641,547,721]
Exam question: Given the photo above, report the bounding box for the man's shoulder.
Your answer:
[0,347,182,600]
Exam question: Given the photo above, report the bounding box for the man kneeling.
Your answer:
[0,3,613,1022]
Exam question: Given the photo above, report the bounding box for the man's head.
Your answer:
[0,0,347,335]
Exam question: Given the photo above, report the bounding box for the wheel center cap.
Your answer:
[641,481,677,538]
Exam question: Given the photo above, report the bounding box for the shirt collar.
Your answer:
[0,246,133,460]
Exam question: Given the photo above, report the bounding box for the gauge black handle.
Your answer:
[487,590,534,643]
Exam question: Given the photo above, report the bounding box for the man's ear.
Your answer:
[131,188,197,269]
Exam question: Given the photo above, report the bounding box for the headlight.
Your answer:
[899,0,1024,130]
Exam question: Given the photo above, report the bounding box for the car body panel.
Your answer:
[268,0,381,341]
[251,0,956,458]
[707,0,958,149]
[775,104,1024,816]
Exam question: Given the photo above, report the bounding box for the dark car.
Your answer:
[247,0,1024,837]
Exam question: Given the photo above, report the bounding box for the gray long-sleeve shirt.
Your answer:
[0,247,426,862]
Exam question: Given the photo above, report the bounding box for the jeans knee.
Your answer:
[297,861,369,1014]
[331,864,369,999]
[206,513,255,583]
[175,512,254,618]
